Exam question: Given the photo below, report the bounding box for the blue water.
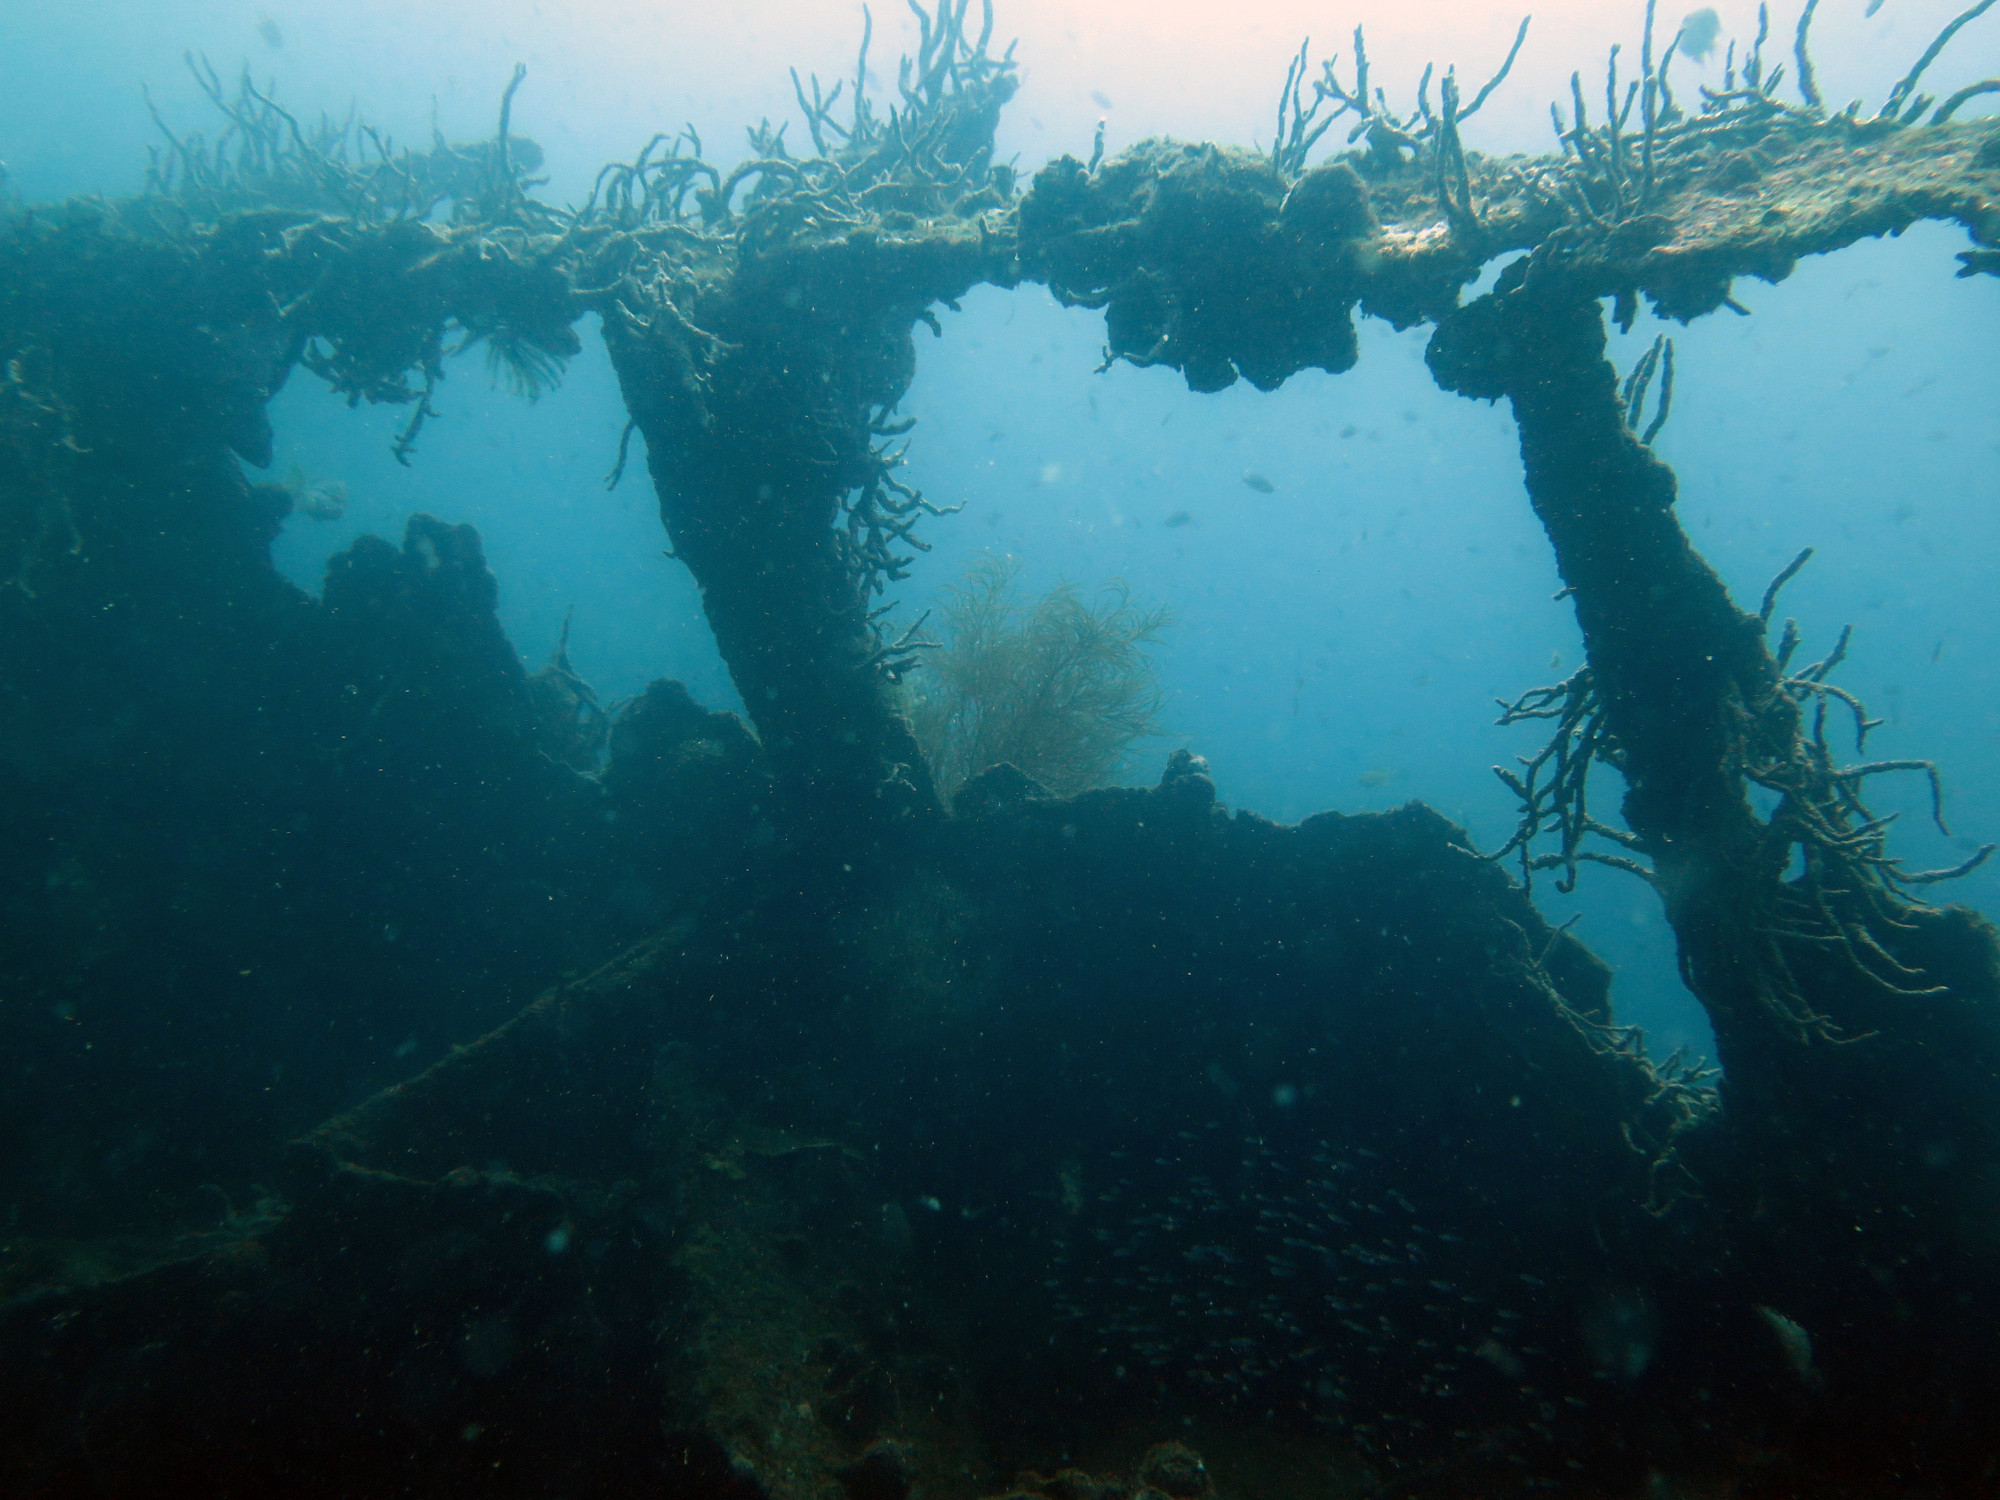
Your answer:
[6,1,1996,1061]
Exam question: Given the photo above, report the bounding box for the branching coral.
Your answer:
[1026,0,2000,357]
[568,2,1025,835]
[81,0,2000,865]
[1482,0,2000,318]
[571,0,1019,622]
[1445,282,1995,1049]
[145,53,561,228]
[1283,15,1532,221]
[9,5,2000,1489]
[902,557,1171,802]
[138,56,580,463]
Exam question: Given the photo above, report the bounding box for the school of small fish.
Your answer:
[1044,1124,1596,1458]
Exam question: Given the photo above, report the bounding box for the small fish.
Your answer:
[1757,1305,1823,1387]
[1866,0,1887,15]
[1678,8,1722,62]
[1358,768,1399,788]
[1474,1338,1525,1379]
[1163,509,1192,528]
[1242,471,1275,493]
[256,13,284,49]
[281,463,348,521]
[1090,89,1114,110]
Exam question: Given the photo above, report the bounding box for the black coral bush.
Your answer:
[905,557,1172,801]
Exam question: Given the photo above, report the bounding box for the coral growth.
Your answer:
[1019,141,1379,392]
[903,557,1171,801]
[5,1,2000,1493]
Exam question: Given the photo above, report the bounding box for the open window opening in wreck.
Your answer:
[1,1,1997,1494]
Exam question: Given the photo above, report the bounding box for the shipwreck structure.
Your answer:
[2,2,1998,1494]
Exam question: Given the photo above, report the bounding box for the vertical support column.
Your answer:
[597,273,946,857]
[1428,267,2000,1464]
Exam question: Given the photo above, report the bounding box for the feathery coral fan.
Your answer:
[905,556,1171,801]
